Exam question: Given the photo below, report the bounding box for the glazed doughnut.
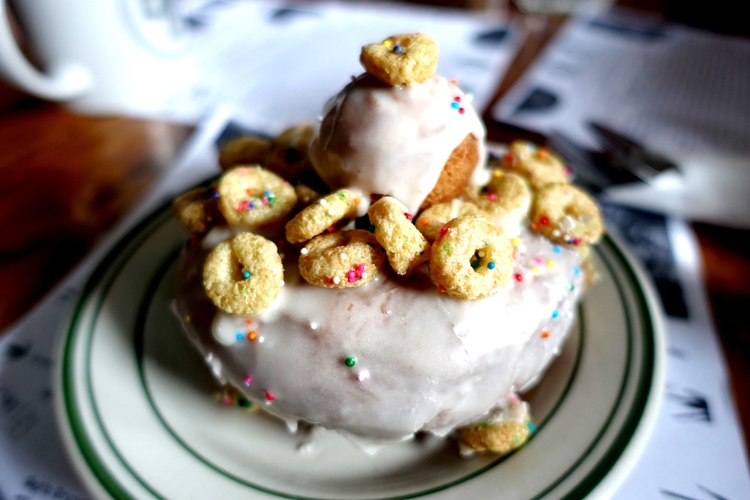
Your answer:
[172,30,604,454]
[360,33,439,86]
[215,166,297,231]
[309,72,486,215]
[298,230,385,288]
[367,196,430,275]
[429,214,513,299]
[530,183,604,246]
[285,189,360,244]
[202,232,284,315]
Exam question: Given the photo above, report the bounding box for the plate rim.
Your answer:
[54,200,666,500]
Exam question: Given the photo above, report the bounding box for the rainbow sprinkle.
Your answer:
[346,263,368,283]
[451,96,465,114]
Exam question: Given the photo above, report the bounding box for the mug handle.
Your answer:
[0,1,93,100]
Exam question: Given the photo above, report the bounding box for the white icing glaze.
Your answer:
[488,197,531,239]
[176,228,584,441]
[310,74,486,214]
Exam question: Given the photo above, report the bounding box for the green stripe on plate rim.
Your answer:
[60,203,655,500]
[61,204,174,499]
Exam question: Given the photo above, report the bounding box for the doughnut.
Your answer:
[172,31,603,455]
[171,186,223,234]
[360,33,439,86]
[414,198,486,242]
[285,189,360,244]
[215,166,297,231]
[298,230,385,288]
[502,140,568,190]
[309,72,486,215]
[530,183,604,246]
[202,232,284,315]
[429,214,513,299]
[367,196,430,275]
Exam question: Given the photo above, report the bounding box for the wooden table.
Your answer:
[0,1,747,457]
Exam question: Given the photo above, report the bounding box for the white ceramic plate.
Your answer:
[56,202,665,500]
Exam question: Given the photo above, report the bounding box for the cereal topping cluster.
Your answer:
[174,135,603,315]
[171,34,603,318]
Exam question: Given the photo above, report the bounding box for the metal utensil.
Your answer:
[547,129,643,191]
[587,121,679,184]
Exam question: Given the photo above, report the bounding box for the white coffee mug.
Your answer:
[0,0,194,114]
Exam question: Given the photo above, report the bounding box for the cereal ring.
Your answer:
[299,230,385,288]
[429,214,513,299]
[264,122,317,182]
[285,189,360,244]
[462,171,531,237]
[294,183,322,210]
[216,166,297,231]
[456,420,532,455]
[502,141,568,191]
[456,396,533,454]
[172,186,223,233]
[415,198,485,242]
[218,135,273,170]
[203,232,284,315]
[530,183,604,246]
[367,196,430,274]
[360,33,439,86]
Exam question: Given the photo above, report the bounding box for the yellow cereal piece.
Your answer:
[360,33,439,86]
[367,196,431,274]
[456,420,532,454]
[203,233,284,315]
[414,199,486,242]
[172,186,223,233]
[263,122,317,182]
[285,189,359,244]
[530,183,604,246]
[299,230,385,288]
[429,214,513,299]
[294,183,322,210]
[502,140,568,191]
[215,166,297,231]
[462,171,531,219]
[218,135,273,171]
